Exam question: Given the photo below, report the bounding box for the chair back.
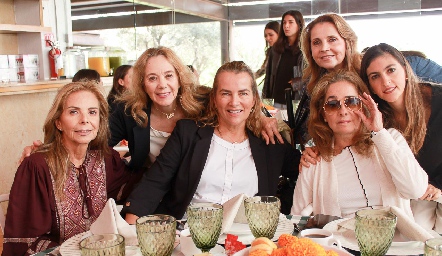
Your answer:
[0,193,9,234]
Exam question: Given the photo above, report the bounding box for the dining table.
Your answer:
[25,214,429,256]
[291,214,427,256]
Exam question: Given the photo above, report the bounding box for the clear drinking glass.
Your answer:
[355,209,397,256]
[136,214,176,256]
[186,203,223,253]
[244,196,280,239]
[80,234,125,256]
[425,238,442,255]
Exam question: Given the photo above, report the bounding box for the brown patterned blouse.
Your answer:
[2,148,130,256]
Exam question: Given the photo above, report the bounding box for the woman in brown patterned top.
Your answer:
[2,81,130,256]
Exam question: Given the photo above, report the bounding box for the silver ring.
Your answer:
[428,194,433,198]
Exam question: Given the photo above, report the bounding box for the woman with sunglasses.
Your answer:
[291,70,427,219]
[361,43,442,232]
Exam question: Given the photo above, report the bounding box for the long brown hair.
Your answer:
[273,10,305,55]
[199,61,262,137]
[37,81,110,198]
[264,21,280,50]
[309,70,372,161]
[360,43,426,154]
[301,13,361,94]
[107,65,132,103]
[119,46,207,127]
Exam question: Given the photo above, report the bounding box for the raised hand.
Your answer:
[17,140,43,166]
[260,116,284,145]
[355,92,383,132]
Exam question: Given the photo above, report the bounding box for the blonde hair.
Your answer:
[199,61,262,137]
[119,46,206,127]
[301,13,361,94]
[309,70,372,161]
[360,43,426,154]
[37,81,110,198]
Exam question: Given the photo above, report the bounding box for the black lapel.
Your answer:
[187,125,215,195]
[130,104,151,169]
[248,130,269,195]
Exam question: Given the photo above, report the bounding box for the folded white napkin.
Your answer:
[390,206,436,242]
[337,206,437,242]
[221,194,249,234]
[90,198,138,246]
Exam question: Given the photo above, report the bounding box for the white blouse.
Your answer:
[148,126,170,167]
[334,147,383,218]
[192,133,258,204]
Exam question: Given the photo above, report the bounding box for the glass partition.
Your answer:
[69,0,442,86]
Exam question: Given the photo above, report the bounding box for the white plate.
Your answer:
[218,214,293,245]
[172,244,225,256]
[323,218,426,255]
[232,245,353,256]
[60,231,179,256]
[227,223,251,235]
[59,231,142,256]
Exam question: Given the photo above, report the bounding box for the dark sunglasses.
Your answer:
[323,96,362,115]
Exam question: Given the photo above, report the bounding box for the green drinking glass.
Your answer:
[136,214,176,256]
[425,238,442,255]
[186,203,223,253]
[355,209,397,256]
[244,196,280,239]
[80,234,125,256]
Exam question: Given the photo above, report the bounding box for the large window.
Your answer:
[70,0,442,87]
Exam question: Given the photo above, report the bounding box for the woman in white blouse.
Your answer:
[291,70,427,219]
[123,61,300,223]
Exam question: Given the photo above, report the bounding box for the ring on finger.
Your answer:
[428,194,433,198]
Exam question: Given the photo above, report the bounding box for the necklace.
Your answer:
[155,104,177,119]
[217,127,247,144]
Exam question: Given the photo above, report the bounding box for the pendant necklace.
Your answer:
[155,104,177,119]
[217,127,246,144]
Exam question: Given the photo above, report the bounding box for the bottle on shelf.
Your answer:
[87,47,110,77]
[63,47,87,79]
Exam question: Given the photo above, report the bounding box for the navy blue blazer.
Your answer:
[122,119,300,219]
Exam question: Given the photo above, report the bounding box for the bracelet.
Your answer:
[370,130,378,138]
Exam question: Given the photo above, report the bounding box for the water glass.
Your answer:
[425,238,442,255]
[262,98,274,107]
[186,203,223,253]
[244,196,280,239]
[80,234,125,256]
[136,214,176,256]
[355,209,397,256]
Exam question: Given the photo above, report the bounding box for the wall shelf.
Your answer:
[0,24,52,34]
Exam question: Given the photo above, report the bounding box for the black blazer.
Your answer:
[109,101,152,171]
[122,119,300,219]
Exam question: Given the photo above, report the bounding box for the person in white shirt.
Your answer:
[123,61,300,223]
[291,70,428,219]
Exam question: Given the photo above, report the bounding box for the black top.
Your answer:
[122,119,300,219]
[417,83,442,189]
[263,45,303,104]
[108,101,152,171]
[273,47,299,104]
